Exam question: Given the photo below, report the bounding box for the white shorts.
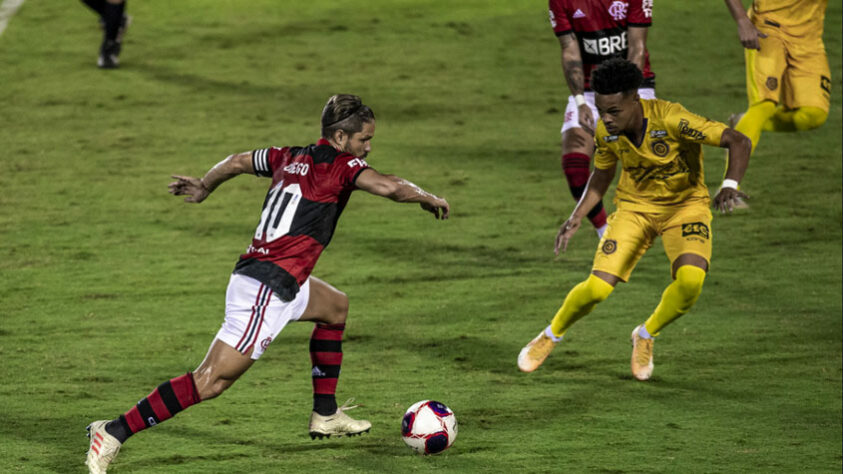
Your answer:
[215,274,311,360]
[561,88,657,134]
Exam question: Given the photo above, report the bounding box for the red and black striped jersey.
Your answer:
[549,0,655,90]
[233,138,370,301]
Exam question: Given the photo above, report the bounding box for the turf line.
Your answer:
[0,0,25,37]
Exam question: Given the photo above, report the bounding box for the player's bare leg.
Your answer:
[85,339,252,473]
[631,255,707,381]
[299,277,371,439]
[561,128,607,237]
[192,339,255,400]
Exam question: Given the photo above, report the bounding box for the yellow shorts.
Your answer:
[591,205,712,282]
[746,18,831,112]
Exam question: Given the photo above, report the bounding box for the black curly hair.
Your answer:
[591,58,643,95]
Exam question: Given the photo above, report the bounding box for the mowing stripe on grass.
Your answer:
[0,0,25,37]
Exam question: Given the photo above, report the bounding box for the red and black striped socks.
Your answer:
[105,372,201,443]
[309,323,345,416]
[562,152,607,229]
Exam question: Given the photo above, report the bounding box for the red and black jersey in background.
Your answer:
[233,138,370,301]
[549,0,656,90]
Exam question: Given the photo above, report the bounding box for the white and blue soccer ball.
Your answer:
[401,400,458,455]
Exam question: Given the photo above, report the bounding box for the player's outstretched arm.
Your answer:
[558,33,594,134]
[724,0,766,50]
[168,152,254,203]
[355,168,449,220]
[555,166,615,255]
[713,128,752,213]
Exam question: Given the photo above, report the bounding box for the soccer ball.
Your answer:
[401,400,458,455]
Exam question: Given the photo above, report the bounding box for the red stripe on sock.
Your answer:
[590,208,607,228]
[562,153,591,188]
[124,406,145,433]
[171,372,200,408]
[313,378,339,395]
[311,351,343,365]
[311,325,345,341]
[147,388,172,420]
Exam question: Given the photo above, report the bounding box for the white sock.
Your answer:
[544,325,563,342]
[637,325,653,339]
[596,224,608,239]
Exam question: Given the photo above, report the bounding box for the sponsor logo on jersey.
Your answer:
[681,222,710,239]
[608,1,627,21]
[548,9,556,28]
[604,135,619,142]
[347,158,368,168]
[677,119,706,140]
[641,0,653,18]
[649,129,667,138]
[573,8,587,19]
[283,162,310,176]
[650,140,670,157]
[766,76,778,91]
[247,244,270,255]
[583,32,627,56]
[601,239,618,255]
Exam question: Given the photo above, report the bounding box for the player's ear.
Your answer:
[333,129,348,147]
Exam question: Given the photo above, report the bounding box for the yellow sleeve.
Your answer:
[594,129,619,170]
[665,103,728,147]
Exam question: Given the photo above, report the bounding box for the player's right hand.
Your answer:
[712,187,749,214]
[577,104,595,136]
[168,175,210,203]
[554,217,581,255]
[421,197,450,220]
[737,20,766,50]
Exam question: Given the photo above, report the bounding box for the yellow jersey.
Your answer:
[750,0,827,38]
[594,99,727,213]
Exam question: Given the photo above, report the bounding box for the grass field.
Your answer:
[1,1,841,472]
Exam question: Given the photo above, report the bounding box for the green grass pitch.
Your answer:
[0,0,840,472]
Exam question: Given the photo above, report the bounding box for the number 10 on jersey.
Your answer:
[255,181,302,243]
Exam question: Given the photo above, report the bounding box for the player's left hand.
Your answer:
[554,217,581,255]
[169,175,210,203]
[712,187,749,214]
[577,104,595,136]
[421,197,450,220]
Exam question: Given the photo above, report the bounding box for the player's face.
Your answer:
[343,121,375,159]
[595,91,640,135]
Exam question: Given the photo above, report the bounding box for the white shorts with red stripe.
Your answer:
[561,88,656,134]
[216,274,311,360]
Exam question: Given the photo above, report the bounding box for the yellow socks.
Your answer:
[735,100,777,153]
[763,106,828,132]
[549,274,614,338]
[643,265,706,337]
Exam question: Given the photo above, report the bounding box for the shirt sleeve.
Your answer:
[594,136,619,170]
[549,0,572,36]
[251,147,288,177]
[334,154,371,190]
[665,103,728,147]
[627,0,653,26]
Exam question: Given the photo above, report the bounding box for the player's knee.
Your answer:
[674,265,706,300]
[792,107,827,131]
[584,274,614,303]
[193,369,234,400]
